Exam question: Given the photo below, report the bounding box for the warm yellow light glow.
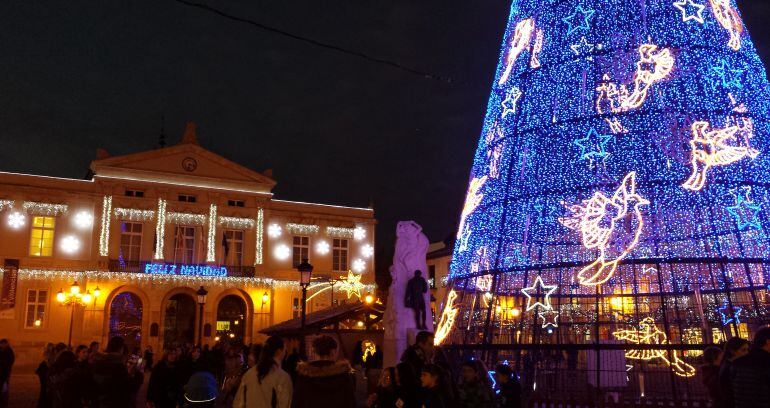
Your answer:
[82,291,93,304]
[682,120,759,191]
[56,290,66,303]
[229,333,235,338]
[511,308,521,317]
[709,0,743,51]
[206,204,217,262]
[34,319,41,327]
[93,286,101,298]
[255,208,264,265]
[457,176,488,242]
[362,340,376,362]
[99,196,112,256]
[559,172,649,286]
[154,199,167,260]
[499,18,535,85]
[434,290,459,345]
[262,292,269,304]
[356,321,364,328]
[215,336,221,342]
[613,317,696,377]
[364,294,375,304]
[70,282,81,295]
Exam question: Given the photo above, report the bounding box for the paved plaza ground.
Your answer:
[7,373,148,408]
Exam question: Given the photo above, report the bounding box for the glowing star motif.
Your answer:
[538,309,559,329]
[718,300,743,325]
[361,244,374,258]
[727,198,762,231]
[596,44,674,133]
[498,18,535,85]
[570,36,595,56]
[7,211,25,229]
[352,259,366,273]
[682,121,759,191]
[613,317,696,377]
[457,176,487,240]
[337,271,365,299]
[268,224,282,238]
[530,29,544,69]
[673,0,706,24]
[521,275,558,311]
[501,87,522,118]
[562,5,595,36]
[574,128,612,167]
[434,290,459,345]
[316,241,330,255]
[559,172,649,286]
[712,59,744,88]
[709,0,743,51]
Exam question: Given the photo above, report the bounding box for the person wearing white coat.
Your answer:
[233,336,292,408]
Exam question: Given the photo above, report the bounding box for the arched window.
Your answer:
[109,292,143,353]
[163,293,196,348]
[216,295,246,343]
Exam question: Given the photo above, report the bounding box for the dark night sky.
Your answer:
[0,1,768,282]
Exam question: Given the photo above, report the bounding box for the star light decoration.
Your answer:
[352,258,366,273]
[718,300,743,325]
[562,5,595,36]
[361,244,374,258]
[7,211,25,229]
[574,128,612,167]
[570,36,595,56]
[353,227,367,240]
[673,0,707,24]
[268,224,282,238]
[501,87,523,118]
[727,186,762,231]
[712,59,744,88]
[521,275,558,312]
[538,309,559,329]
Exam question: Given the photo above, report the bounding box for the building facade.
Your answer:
[426,239,452,322]
[0,123,376,367]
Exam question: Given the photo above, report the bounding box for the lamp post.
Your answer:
[56,281,98,347]
[296,259,313,357]
[196,286,208,346]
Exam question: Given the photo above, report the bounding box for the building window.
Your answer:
[119,222,143,263]
[125,189,144,198]
[178,194,196,203]
[292,236,310,268]
[332,239,349,272]
[173,226,197,264]
[227,199,245,207]
[29,216,55,257]
[25,289,47,328]
[223,230,244,266]
[428,265,436,289]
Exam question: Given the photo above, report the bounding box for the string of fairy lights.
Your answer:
[439,0,770,381]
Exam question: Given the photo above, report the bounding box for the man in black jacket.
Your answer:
[91,336,144,408]
[730,327,770,408]
[494,364,522,408]
[293,336,355,408]
[0,339,14,408]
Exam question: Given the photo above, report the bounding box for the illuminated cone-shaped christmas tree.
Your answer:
[441,0,770,398]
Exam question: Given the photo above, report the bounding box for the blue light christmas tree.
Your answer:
[441,0,770,395]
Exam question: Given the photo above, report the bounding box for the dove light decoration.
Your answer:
[434,290,459,346]
[456,176,487,243]
[682,120,759,191]
[559,172,649,286]
[613,318,696,378]
[498,18,536,85]
[709,0,744,51]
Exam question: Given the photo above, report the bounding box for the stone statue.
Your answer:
[383,221,432,368]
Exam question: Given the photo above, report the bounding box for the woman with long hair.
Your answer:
[367,367,397,408]
[147,348,183,408]
[35,343,55,408]
[233,336,292,408]
[395,362,421,407]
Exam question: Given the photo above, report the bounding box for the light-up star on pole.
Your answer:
[538,309,559,328]
[712,59,744,88]
[570,36,595,56]
[562,5,595,36]
[718,300,743,325]
[337,271,365,299]
[574,128,612,166]
[521,275,558,311]
[501,87,522,118]
[673,0,707,24]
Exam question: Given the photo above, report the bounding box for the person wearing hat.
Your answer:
[494,364,521,408]
[183,371,218,407]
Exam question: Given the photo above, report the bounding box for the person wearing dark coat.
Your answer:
[147,349,184,408]
[700,346,723,406]
[91,336,144,408]
[48,351,89,408]
[404,270,429,329]
[400,331,435,385]
[0,339,14,408]
[368,367,398,408]
[494,364,522,408]
[730,327,770,408]
[292,335,355,408]
[395,363,421,408]
[715,338,750,408]
[419,364,453,408]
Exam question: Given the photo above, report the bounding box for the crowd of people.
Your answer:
[12,327,770,407]
[700,326,770,407]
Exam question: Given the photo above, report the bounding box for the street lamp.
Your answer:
[296,259,314,357]
[56,280,100,347]
[196,286,208,346]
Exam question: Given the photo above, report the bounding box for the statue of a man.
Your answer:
[404,270,428,329]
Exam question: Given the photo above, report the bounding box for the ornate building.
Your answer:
[0,123,376,366]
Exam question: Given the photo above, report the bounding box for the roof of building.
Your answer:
[260,300,384,336]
